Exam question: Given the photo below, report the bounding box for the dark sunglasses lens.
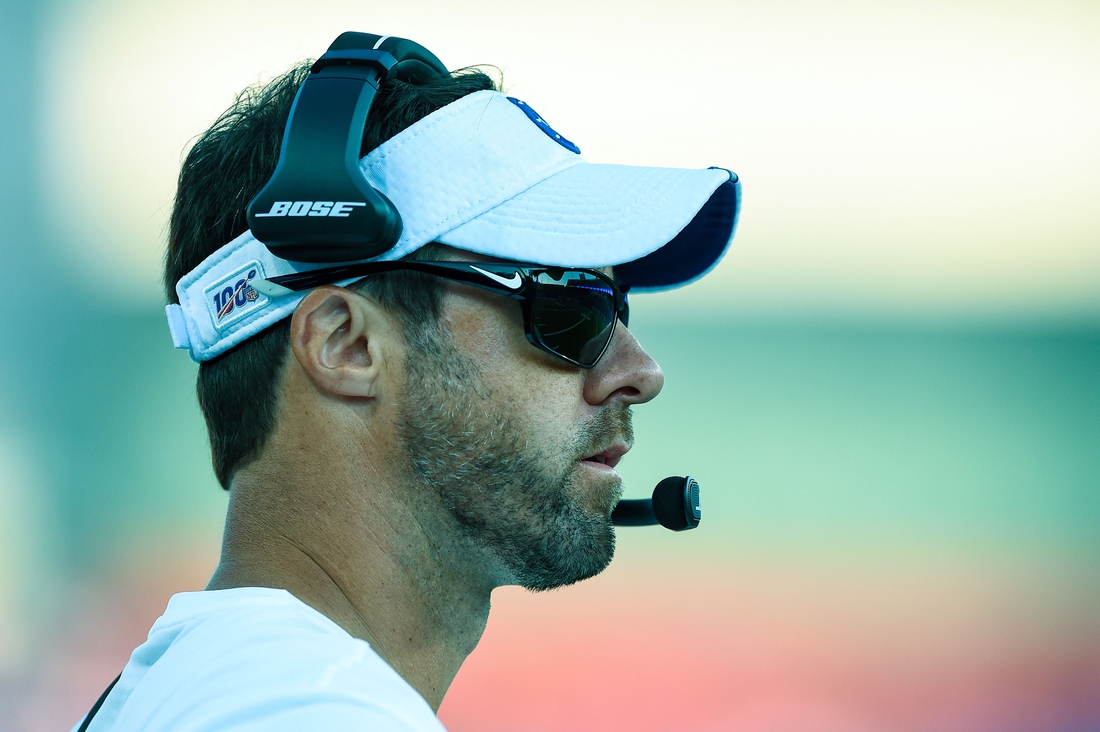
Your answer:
[531,272,617,366]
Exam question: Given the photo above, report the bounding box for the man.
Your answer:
[76,34,739,731]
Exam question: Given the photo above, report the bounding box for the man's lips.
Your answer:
[581,443,630,470]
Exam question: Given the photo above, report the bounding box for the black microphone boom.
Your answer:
[611,476,701,531]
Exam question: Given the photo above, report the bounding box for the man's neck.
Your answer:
[207,464,494,711]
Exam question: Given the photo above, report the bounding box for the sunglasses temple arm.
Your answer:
[258,262,523,297]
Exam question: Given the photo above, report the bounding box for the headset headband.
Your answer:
[246,33,448,263]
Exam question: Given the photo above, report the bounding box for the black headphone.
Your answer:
[246,32,448,264]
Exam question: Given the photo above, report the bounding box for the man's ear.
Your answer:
[289,286,396,398]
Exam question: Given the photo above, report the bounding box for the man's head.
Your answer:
[167,37,738,594]
[167,62,663,590]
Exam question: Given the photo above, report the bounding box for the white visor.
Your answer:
[167,90,741,361]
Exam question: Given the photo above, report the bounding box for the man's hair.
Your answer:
[166,61,497,489]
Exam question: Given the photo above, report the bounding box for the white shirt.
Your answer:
[74,587,448,731]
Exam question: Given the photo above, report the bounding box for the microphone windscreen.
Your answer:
[651,476,690,531]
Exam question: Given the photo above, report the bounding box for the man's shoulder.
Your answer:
[145,587,374,681]
[97,587,444,731]
[149,586,363,664]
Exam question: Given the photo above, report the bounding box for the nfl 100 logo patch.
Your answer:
[203,261,269,330]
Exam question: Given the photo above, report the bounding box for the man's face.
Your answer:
[392,272,662,591]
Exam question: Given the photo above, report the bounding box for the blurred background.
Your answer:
[0,0,1097,730]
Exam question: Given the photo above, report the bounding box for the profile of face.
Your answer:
[395,319,633,591]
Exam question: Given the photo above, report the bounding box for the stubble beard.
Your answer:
[394,325,630,592]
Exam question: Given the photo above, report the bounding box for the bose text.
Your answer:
[255,201,368,218]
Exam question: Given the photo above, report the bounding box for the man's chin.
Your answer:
[514,513,617,593]
[510,464,622,591]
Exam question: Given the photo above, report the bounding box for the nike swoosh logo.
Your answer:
[471,266,523,290]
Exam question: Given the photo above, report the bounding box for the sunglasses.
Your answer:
[258,261,630,369]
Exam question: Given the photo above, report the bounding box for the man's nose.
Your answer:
[583,323,664,406]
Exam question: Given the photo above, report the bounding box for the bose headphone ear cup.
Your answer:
[248,31,450,263]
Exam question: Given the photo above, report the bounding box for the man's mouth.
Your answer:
[581,444,629,469]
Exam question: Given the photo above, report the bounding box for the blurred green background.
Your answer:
[1,1,1097,730]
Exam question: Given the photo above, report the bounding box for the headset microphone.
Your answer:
[612,476,701,531]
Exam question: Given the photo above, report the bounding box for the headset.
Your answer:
[247,32,448,262]
[246,31,702,532]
